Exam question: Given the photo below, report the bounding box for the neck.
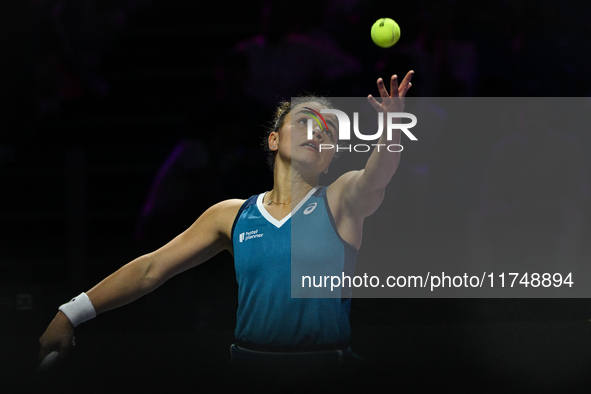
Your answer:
[269,160,318,206]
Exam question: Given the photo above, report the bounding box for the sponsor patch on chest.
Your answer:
[239,229,264,242]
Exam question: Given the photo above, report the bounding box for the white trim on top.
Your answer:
[256,186,319,228]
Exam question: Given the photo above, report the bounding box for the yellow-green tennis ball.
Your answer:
[371,18,400,48]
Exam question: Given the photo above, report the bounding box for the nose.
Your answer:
[312,126,324,140]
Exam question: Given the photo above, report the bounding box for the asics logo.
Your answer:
[303,203,317,215]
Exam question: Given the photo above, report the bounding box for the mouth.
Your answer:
[301,141,318,151]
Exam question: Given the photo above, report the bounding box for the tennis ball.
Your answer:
[371,18,400,48]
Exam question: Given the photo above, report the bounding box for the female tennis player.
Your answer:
[38,71,414,371]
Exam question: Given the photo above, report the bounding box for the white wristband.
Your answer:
[58,292,96,327]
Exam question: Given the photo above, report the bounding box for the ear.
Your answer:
[268,132,278,151]
[323,163,330,174]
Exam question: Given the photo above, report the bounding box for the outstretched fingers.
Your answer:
[367,94,382,112]
[399,70,414,97]
[377,78,389,98]
[368,71,415,111]
[390,75,399,98]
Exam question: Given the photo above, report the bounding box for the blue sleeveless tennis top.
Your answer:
[231,186,358,347]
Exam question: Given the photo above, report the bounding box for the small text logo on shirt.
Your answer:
[239,229,264,242]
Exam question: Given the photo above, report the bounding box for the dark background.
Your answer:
[1,0,591,392]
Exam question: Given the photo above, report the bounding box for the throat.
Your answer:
[264,202,292,222]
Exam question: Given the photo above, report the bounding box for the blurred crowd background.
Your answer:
[2,0,591,391]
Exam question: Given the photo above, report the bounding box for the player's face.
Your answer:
[271,102,338,175]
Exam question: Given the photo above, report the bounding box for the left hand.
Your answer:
[367,71,414,113]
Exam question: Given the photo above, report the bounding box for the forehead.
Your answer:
[292,102,338,123]
[293,101,328,112]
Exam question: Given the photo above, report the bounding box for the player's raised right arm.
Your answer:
[38,199,244,363]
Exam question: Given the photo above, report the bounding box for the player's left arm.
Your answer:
[331,71,414,219]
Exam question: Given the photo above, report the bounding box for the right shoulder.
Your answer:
[207,198,247,232]
[174,199,247,256]
[210,199,247,253]
[210,198,247,213]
